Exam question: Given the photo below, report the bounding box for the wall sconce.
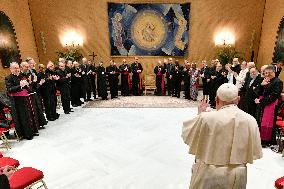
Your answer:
[214,31,235,46]
[62,31,83,47]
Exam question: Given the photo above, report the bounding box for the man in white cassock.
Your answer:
[182,83,263,189]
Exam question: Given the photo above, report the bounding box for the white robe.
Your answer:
[182,104,262,189]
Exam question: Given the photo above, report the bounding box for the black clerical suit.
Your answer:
[71,67,83,106]
[209,69,228,107]
[131,62,143,96]
[106,65,119,99]
[42,69,58,121]
[165,63,173,96]
[240,74,263,118]
[200,66,211,95]
[55,69,71,113]
[171,64,183,98]
[182,67,191,99]
[88,64,97,99]
[80,64,91,101]
[96,65,108,100]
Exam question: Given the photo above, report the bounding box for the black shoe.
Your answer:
[64,111,70,114]
[33,133,39,136]
[56,113,60,119]
[25,136,33,140]
[48,118,56,121]
[87,99,93,101]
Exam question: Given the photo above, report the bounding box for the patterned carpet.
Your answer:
[84,92,202,108]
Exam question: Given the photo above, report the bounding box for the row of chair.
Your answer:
[0,152,48,189]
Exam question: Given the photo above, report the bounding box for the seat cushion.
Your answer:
[275,176,284,189]
[276,121,284,130]
[9,167,44,189]
[0,157,20,168]
[0,128,9,133]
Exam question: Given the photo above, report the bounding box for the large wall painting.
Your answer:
[108,3,190,57]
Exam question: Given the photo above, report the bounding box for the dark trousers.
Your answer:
[121,75,130,96]
[60,91,70,112]
[184,82,190,99]
[132,75,141,96]
[71,83,82,106]
[166,78,172,96]
[90,78,96,98]
[43,93,57,120]
[156,76,163,96]
[172,80,181,98]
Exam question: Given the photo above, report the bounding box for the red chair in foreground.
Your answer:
[9,167,48,189]
[275,176,284,189]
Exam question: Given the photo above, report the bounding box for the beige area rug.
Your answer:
[84,93,203,108]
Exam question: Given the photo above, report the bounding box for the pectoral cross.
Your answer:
[89,52,97,61]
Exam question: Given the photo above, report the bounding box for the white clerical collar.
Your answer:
[219,104,237,110]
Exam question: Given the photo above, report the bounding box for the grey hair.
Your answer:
[10,62,19,68]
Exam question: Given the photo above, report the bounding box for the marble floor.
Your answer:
[3,102,284,189]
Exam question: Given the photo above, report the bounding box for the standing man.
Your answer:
[5,63,40,140]
[20,61,47,129]
[56,62,72,114]
[200,60,211,101]
[88,60,97,99]
[182,83,262,189]
[96,62,108,100]
[80,58,90,102]
[131,57,143,96]
[71,61,83,107]
[165,58,174,96]
[119,59,131,96]
[43,61,59,121]
[209,63,228,108]
[240,67,262,118]
[255,65,283,146]
[171,60,182,98]
[154,60,166,96]
[106,60,119,99]
[182,61,191,100]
